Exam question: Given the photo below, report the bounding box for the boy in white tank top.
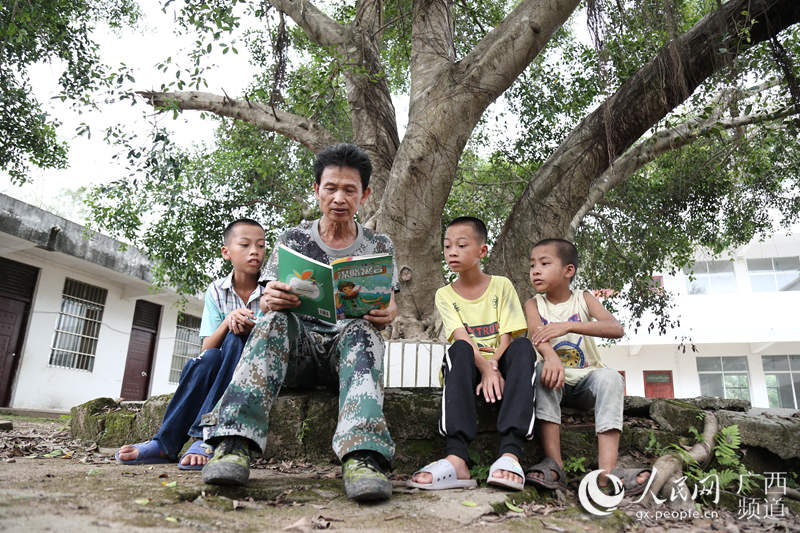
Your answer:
[524,238,651,496]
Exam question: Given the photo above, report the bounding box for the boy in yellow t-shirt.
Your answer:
[407,217,535,491]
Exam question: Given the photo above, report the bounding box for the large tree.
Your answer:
[88,0,800,338]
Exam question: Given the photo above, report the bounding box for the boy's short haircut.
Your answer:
[314,143,372,190]
[446,216,488,244]
[223,218,264,244]
[532,238,579,271]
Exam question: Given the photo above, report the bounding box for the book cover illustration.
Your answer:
[278,245,336,323]
[278,245,393,323]
[331,254,393,320]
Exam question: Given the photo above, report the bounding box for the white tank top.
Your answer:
[532,289,605,385]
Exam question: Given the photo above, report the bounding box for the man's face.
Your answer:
[222,223,266,276]
[314,165,370,223]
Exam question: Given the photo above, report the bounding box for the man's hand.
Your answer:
[476,359,505,403]
[363,293,398,330]
[260,281,301,312]
[226,308,256,335]
[540,356,565,390]
[531,322,572,345]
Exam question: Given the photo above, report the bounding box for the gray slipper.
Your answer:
[525,457,567,491]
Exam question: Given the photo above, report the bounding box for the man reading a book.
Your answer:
[200,143,400,503]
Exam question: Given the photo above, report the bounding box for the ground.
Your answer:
[0,415,797,532]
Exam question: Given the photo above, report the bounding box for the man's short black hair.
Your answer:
[532,238,579,271]
[223,218,264,244]
[313,143,372,190]
[446,216,488,244]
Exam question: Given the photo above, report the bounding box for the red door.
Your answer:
[120,300,161,400]
[644,370,674,398]
[619,370,626,396]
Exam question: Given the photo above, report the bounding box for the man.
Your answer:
[201,143,399,502]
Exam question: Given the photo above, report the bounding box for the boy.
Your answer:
[525,238,650,494]
[408,217,535,491]
[116,218,266,470]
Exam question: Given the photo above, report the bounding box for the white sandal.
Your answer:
[486,455,524,491]
[406,459,477,490]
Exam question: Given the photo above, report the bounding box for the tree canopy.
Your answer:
[9,0,800,339]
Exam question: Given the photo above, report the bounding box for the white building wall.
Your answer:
[6,252,201,411]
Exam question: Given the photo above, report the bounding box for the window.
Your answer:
[747,257,800,292]
[49,279,107,371]
[169,313,202,383]
[762,355,800,409]
[696,356,750,401]
[684,261,736,294]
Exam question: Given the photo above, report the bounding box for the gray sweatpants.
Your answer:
[534,363,624,433]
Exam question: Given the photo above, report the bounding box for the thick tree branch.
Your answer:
[137,91,339,153]
[456,0,580,102]
[267,0,348,47]
[488,0,800,298]
[567,105,798,238]
[409,0,457,105]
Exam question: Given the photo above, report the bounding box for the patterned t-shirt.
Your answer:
[531,289,605,385]
[435,275,527,357]
[260,219,399,328]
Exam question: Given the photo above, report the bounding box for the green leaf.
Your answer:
[461,500,478,507]
[134,498,150,505]
[505,501,524,513]
[44,449,64,457]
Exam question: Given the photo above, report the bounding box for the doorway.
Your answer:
[643,370,674,398]
[0,257,39,406]
[120,300,162,400]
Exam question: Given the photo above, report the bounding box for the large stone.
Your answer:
[69,391,798,473]
[716,409,800,460]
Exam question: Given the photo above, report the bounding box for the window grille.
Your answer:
[49,278,107,371]
[169,313,202,383]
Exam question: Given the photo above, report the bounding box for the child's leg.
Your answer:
[570,368,625,484]
[495,337,536,483]
[527,361,566,486]
[412,340,477,484]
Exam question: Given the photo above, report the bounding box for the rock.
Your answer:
[623,396,654,416]
[716,409,800,460]
[0,420,12,430]
[649,399,704,435]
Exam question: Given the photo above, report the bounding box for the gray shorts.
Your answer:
[534,363,624,434]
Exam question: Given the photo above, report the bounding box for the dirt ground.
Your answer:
[1,416,798,532]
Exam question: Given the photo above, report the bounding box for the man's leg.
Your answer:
[494,337,536,485]
[411,339,477,486]
[331,319,394,501]
[201,311,299,485]
[117,347,223,462]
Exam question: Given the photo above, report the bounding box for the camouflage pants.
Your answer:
[201,311,394,464]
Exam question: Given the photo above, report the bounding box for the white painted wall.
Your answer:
[5,251,201,412]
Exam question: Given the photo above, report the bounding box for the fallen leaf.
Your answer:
[158,473,169,479]
[283,516,313,533]
[87,468,102,475]
[505,501,523,513]
[161,481,177,488]
[134,498,150,506]
[44,449,64,457]
[461,500,478,507]
[165,517,178,523]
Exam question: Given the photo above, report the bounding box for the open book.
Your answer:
[278,244,393,324]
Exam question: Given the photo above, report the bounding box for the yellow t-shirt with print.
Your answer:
[435,275,528,357]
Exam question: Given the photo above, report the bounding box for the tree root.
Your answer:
[643,411,719,507]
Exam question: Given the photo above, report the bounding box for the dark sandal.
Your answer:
[525,457,567,491]
[609,467,652,496]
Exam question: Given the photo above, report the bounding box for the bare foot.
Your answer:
[491,453,523,485]
[411,454,471,485]
[116,443,167,462]
[599,469,650,488]
[180,453,210,468]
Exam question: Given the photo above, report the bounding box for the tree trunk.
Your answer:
[487,0,800,301]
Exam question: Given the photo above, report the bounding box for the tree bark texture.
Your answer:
[487,0,800,301]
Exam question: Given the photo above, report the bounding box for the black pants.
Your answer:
[439,337,536,462]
